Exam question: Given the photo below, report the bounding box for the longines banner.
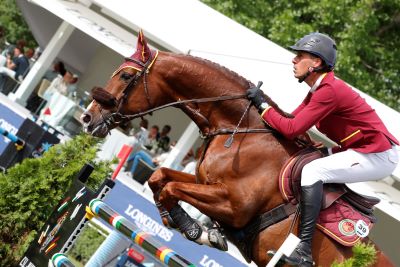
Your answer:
[104,180,248,267]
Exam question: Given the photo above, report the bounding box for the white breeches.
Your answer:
[301,146,399,186]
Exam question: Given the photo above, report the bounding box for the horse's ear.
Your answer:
[131,29,151,63]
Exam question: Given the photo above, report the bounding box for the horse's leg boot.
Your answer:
[169,205,228,251]
[268,181,323,266]
[169,205,203,241]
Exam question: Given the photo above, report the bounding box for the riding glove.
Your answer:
[246,87,266,111]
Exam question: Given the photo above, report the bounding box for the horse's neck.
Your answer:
[160,53,265,133]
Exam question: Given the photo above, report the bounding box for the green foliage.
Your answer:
[331,242,377,267]
[0,0,37,48]
[201,0,400,110]
[68,224,107,265]
[0,134,112,266]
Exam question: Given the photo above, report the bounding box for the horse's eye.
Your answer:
[120,72,133,81]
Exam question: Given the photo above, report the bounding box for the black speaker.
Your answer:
[0,119,61,169]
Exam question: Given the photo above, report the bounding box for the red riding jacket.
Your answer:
[262,71,399,153]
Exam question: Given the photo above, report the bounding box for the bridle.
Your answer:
[91,55,273,146]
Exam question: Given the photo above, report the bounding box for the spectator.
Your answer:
[154,124,171,153]
[143,125,160,151]
[0,46,29,83]
[43,70,74,99]
[134,119,149,146]
[43,61,66,81]
[67,73,79,97]
[25,47,35,66]
[126,141,176,177]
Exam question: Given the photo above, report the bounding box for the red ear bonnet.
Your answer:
[112,29,158,77]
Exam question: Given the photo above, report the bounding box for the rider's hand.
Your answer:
[246,86,266,110]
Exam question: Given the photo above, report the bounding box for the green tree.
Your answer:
[0,134,112,266]
[202,0,400,110]
[0,0,37,48]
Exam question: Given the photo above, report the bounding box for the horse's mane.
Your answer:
[183,54,255,89]
[183,54,293,118]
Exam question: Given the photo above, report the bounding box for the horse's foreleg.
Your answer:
[157,181,230,251]
[148,168,197,227]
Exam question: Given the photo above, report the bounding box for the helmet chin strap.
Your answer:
[298,66,314,83]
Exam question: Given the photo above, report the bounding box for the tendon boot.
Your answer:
[268,181,323,266]
[169,205,228,251]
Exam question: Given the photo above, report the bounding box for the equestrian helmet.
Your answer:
[290,33,337,70]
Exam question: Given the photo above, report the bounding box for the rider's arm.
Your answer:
[291,93,311,116]
[261,85,337,140]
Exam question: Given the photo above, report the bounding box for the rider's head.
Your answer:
[290,33,337,83]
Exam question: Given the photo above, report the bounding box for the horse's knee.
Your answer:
[159,182,178,209]
[148,168,167,191]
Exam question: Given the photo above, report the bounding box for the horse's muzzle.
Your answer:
[80,111,109,138]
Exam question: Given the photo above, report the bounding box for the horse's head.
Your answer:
[81,30,163,137]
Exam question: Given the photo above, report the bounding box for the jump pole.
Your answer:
[0,126,25,150]
[87,199,196,267]
[51,253,75,267]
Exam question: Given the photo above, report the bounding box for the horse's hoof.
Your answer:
[208,228,228,251]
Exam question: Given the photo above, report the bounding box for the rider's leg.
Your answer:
[273,146,398,266]
[281,180,323,266]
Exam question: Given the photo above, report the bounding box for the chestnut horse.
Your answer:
[81,32,393,267]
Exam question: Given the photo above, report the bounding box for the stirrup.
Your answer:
[267,249,314,266]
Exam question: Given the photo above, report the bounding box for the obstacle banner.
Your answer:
[104,180,248,267]
[19,169,98,267]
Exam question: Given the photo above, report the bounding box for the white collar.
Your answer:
[310,73,327,93]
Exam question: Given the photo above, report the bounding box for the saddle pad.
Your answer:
[279,147,322,204]
[317,198,373,246]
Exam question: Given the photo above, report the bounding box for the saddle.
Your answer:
[279,147,380,246]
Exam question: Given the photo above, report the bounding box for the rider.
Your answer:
[247,32,399,266]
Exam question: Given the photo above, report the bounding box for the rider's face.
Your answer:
[292,51,320,79]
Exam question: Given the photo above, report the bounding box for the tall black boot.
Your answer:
[268,180,323,266]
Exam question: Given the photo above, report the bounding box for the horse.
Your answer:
[81,31,394,267]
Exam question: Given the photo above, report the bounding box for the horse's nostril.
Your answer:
[81,112,92,124]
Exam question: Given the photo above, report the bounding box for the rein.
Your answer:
[92,56,273,142]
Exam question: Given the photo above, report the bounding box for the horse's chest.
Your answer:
[197,152,235,184]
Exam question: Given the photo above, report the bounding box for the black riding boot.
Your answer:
[269,181,323,266]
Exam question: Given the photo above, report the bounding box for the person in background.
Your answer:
[134,119,149,146]
[154,124,171,154]
[25,47,35,67]
[67,73,79,98]
[127,141,176,177]
[0,46,29,83]
[43,61,66,81]
[143,125,160,151]
[43,70,74,99]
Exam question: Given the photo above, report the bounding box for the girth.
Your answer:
[225,202,297,263]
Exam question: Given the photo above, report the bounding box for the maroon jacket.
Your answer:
[262,71,399,153]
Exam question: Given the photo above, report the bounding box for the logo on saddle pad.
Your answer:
[338,219,356,236]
